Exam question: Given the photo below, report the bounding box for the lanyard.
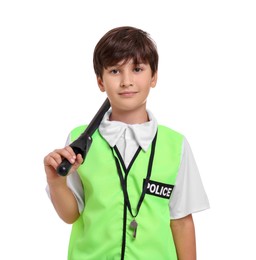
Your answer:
[112,132,158,238]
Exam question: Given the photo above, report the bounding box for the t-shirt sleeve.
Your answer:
[67,171,85,214]
[169,137,210,219]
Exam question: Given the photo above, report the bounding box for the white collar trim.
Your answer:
[99,109,158,151]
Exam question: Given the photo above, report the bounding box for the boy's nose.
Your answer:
[121,82,133,87]
[120,72,133,87]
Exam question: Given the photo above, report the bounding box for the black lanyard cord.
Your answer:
[113,132,158,218]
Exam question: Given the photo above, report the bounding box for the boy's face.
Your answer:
[97,59,157,115]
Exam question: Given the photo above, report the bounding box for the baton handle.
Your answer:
[56,147,83,176]
[57,158,72,177]
[56,98,110,176]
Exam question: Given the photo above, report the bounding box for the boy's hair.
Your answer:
[93,26,158,78]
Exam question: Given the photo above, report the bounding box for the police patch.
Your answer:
[144,179,174,199]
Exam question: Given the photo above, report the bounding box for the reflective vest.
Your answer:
[68,125,183,260]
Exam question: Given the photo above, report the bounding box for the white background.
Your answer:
[0,0,255,259]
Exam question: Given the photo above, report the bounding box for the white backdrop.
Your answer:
[0,0,255,259]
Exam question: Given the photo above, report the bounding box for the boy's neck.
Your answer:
[109,108,149,124]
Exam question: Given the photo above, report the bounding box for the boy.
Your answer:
[44,26,209,260]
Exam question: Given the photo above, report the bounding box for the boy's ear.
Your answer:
[151,71,158,88]
[97,77,105,92]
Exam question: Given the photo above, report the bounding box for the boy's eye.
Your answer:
[110,69,119,74]
[134,67,142,72]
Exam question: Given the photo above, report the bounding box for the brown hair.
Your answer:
[93,26,158,78]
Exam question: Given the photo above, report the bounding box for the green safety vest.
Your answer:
[68,125,183,260]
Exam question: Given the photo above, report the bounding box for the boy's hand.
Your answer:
[44,146,83,185]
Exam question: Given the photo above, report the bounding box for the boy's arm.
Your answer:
[48,182,80,224]
[170,214,196,260]
[44,146,83,224]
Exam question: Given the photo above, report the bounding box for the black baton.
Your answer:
[57,98,111,176]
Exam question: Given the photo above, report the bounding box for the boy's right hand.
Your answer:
[43,146,83,185]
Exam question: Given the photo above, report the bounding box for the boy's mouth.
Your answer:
[119,91,138,97]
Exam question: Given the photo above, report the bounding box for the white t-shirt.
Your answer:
[63,110,209,219]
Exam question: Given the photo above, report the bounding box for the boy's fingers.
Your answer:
[55,147,76,164]
[63,146,76,156]
[44,152,62,169]
[44,147,77,168]
[44,146,84,177]
[75,154,84,165]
